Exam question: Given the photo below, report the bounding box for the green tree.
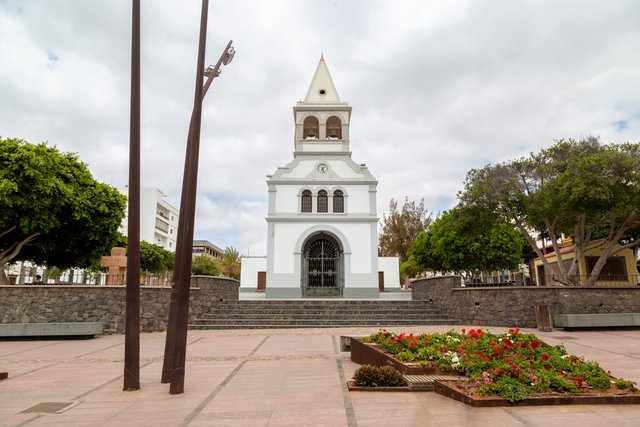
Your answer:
[379,198,433,264]
[0,138,126,284]
[191,255,221,276]
[411,207,524,278]
[220,246,241,279]
[140,241,174,273]
[399,254,423,280]
[459,137,640,285]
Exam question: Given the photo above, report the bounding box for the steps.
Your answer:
[189,300,460,330]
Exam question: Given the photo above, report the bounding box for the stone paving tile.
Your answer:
[2,326,640,426]
[254,334,335,357]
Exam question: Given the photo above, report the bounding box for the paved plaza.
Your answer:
[1,325,640,426]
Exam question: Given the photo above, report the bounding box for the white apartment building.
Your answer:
[121,187,179,252]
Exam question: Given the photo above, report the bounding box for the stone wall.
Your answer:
[412,275,640,328]
[0,275,239,334]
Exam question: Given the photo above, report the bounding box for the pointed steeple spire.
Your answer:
[304,55,341,103]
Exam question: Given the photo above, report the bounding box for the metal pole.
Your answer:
[161,38,233,385]
[168,0,209,395]
[124,0,141,392]
[160,112,196,383]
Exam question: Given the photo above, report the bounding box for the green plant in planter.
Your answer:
[377,366,405,387]
[493,377,529,402]
[353,364,405,387]
[397,350,416,362]
[353,364,380,387]
[616,378,639,391]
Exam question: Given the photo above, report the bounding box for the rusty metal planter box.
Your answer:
[350,337,450,375]
[434,380,640,407]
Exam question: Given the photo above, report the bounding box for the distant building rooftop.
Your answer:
[192,240,224,258]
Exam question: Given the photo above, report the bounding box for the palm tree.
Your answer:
[220,246,241,280]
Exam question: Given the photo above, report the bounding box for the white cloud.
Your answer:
[2,0,639,256]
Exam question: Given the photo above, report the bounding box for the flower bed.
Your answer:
[360,329,639,403]
[350,337,452,375]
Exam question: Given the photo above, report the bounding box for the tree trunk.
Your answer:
[586,250,613,286]
[0,263,8,286]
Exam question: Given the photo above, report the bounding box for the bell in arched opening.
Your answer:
[326,116,342,139]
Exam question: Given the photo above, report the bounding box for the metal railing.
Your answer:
[549,274,639,287]
[460,280,520,288]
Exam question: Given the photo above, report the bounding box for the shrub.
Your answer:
[353,364,405,387]
[353,364,380,387]
[616,378,639,391]
[377,366,405,387]
[493,377,529,402]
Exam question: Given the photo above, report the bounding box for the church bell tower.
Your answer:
[293,55,352,153]
[264,55,380,299]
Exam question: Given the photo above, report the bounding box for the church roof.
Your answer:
[304,54,341,103]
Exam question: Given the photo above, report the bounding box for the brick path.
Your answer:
[1,325,639,426]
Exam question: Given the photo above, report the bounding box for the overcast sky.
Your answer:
[2,0,639,256]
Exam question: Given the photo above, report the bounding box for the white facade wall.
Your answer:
[378,257,401,290]
[240,257,267,289]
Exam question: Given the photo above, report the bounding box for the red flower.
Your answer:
[409,341,416,347]
[530,341,540,349]
[494,349,500,355]
[541,354,549,361]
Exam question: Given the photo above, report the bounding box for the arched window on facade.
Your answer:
[333,190,344,213]
[301,190,312,213]
[326,116,342,139]
[303,116,319,139]
[317,190,328,213]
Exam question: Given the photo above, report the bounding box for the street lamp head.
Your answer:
[223,46,235,66]
[204,65,222,78]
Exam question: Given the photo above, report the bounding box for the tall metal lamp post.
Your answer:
[124,0,141,392]
[160,0,235,394]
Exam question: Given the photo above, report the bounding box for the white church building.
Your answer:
[241,56,399,298]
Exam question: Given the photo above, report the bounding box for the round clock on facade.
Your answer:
[317,163,328,173]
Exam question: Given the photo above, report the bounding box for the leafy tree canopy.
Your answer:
[0,138,126,271]
[411,206,524,277]
[379,197,433,264]
[140,241,174,273]
[459,137,640,284]
[192,255,221,276]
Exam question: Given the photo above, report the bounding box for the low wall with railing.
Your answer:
[0,276,239,334]
[411,275,640,328]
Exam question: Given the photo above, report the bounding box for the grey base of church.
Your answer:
[265,287,380,299]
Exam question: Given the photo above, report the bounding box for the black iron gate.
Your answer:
[302,236,343,297]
